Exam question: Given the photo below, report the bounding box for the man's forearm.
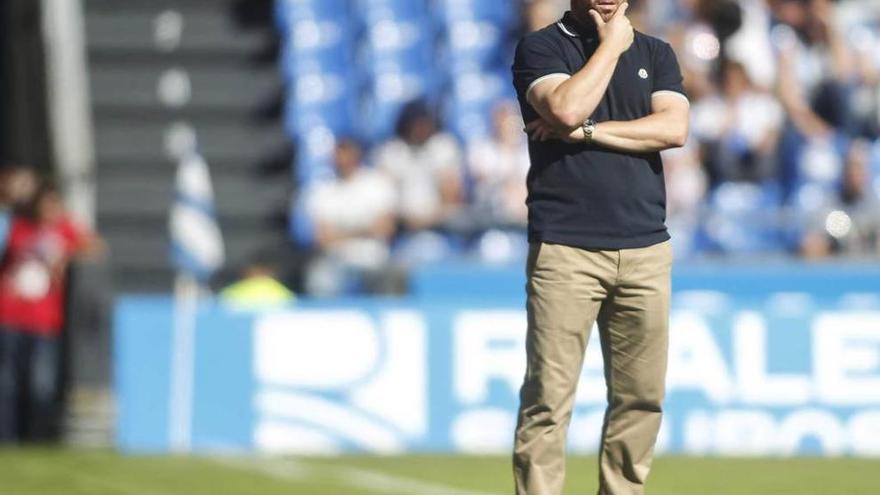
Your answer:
[539,43,622,129]
[591,111,688,153]
[529,5,634,129]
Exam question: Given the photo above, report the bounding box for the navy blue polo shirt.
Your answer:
[512,11,688,250]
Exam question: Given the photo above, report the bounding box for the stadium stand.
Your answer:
[278,0,880,297]
[86,0,291,291]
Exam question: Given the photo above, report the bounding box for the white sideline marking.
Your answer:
[215,456,502,495]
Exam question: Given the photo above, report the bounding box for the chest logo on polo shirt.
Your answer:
[638,68,649,79]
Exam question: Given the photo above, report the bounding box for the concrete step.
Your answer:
[89,65,280,113]
[96,172,290,218]
[63,387,115,448]
[93,120,289,165]
[84,4,266,55]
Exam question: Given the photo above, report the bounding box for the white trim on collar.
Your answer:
[556,21,579,38]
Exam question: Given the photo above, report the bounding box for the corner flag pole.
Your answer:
[166,139,224,453]
[169,272,199,452]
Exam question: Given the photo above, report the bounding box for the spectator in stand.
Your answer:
[0,167,39,256]
[692,59,784,185]
[772,0,857,138]
[725,0,777,90]
[220,261,296,311]
[0,170,14,255]
[282,0,880,264]
[663,138,708,258]
[800,139,880,258]
[770,0,867,216]
[0,180,100,443]
[466,100,530,227]
[663,0,743,105]
[304,137,398,296]
[373,100,465,233]
[845,6,880,139]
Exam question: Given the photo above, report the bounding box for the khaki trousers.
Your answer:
[513,240,672,495]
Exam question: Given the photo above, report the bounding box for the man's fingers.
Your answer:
[525,119,543,132]
[588,9,604,26]
[527,122,543,140]
[533,124,547,140]
[526,119,566,142]
[526,120,545,141]
[539,125,557,142]
[533,124,550,142]
[614,2,629,18]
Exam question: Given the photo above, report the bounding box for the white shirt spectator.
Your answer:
[373,133,463,226]
[305,168,395,268]
[692,91,784,148]
[467,138,530,223]
[725,0,777,89]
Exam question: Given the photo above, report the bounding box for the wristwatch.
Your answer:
[582,119,596,143]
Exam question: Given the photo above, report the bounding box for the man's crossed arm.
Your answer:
[525,3,689,153]
[527,93,689,153]
[526,4,634,129]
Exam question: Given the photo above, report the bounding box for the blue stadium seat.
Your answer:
[781,135,852,215]
[434,0,519,28]
[359,18,435,71]
[279,17,355,80]
[292,123,340,185]
[699,182,787,255]
[354,0,430,23]
[445,71,512,141]
[287,68,355,106]
[286,99,357,139]
[360,67,435,141]
[280,52,354,85]
[778,129,848,200]
[788,181,835,214]
[285,70,357,128]
[276,0,349,31]
[289,191,317,247]
[442,19,506,72]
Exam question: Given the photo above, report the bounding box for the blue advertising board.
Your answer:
[114,264,880,456]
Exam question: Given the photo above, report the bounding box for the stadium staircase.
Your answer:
[65,0,290,445]
[85,0,291,293]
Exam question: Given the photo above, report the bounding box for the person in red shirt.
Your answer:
[0,181,96,442]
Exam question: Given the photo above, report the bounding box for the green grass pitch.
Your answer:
[1,449,878,494]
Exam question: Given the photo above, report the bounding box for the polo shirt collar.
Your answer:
[557,11,598,39]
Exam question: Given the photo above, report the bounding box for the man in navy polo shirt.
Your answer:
[510,2,689,494]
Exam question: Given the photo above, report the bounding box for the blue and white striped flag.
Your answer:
[169,150,224,281]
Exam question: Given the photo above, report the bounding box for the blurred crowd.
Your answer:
[302,99,531,295]
[0,166,99,444]
[642,0,880,260]
[294,0,880,296]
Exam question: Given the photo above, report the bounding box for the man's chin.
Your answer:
[596,6,617,21]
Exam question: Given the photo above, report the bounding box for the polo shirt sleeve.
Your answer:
[651,42,689,103]
[512,34,571,105]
